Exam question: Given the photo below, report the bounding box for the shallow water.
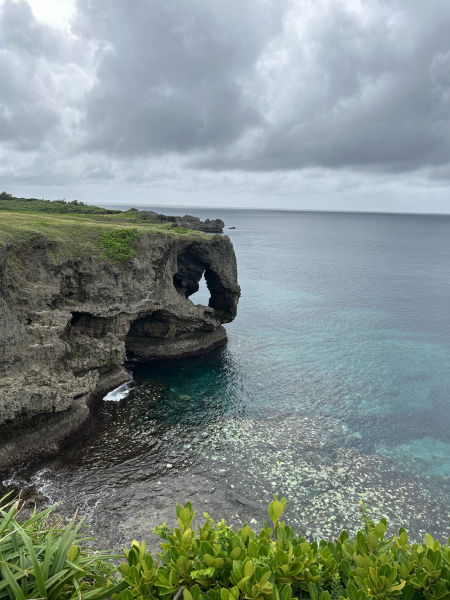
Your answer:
[6,210,450,546]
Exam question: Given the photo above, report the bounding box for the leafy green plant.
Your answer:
[4,492,450,600]
[153,523,174,541]
[116,497,450,600]
[0,493,125,599]
[99,228,139,260]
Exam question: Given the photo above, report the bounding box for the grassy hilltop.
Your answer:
[0,192,209,262]
[0,190,117,215]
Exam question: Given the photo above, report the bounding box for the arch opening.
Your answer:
[188,272,211,306]
[173,245,237,322]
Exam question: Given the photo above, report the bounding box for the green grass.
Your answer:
[99,228,139,260]
[0,211,210,263]
[0,191,113,214]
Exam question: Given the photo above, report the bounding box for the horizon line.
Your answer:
[96,202,450,217]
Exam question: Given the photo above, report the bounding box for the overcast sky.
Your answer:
[1,0,450,212]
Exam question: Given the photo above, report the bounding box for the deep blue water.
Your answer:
[8,209,450,543]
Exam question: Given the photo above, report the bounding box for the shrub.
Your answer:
[99,229,139,260]
[111,497,450,600]
[3,493,450,600]
[0,493,125,599]
[0,193,110,214]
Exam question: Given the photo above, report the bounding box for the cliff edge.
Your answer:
[0,212,240,472]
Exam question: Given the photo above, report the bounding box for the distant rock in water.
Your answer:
[133,211,224,233]
[229,226,236,229]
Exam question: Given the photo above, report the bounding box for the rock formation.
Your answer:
[0,231,239,472]
[127,210,225,232]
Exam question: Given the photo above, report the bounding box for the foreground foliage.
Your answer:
[0,494,126,599]
[114,498,450,600]
[1,494,450,600]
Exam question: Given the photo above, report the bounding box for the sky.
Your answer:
[1,0,450,212]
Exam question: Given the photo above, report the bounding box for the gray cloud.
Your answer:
[74,0,282,155]
[0,0,92,151]
[0,0,61,148]
[69,0,450,173]
[195,0,450,172]
[1,0,450,209]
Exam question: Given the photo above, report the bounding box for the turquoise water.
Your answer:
[8,210,450,545]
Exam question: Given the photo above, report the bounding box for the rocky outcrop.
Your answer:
[0,231,239,471]
[128,210,225,233]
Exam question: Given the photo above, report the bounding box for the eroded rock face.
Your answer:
[0,232,239,470]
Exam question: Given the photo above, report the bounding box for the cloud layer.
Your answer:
[1,0,450,209]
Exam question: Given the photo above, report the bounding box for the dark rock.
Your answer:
[133,211,225,233]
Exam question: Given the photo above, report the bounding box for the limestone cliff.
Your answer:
[0,229,239,470]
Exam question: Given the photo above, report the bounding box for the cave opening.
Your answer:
[67,312,110,338]
[188,271,211,306]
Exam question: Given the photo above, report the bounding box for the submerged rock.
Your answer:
[0,230,240,472]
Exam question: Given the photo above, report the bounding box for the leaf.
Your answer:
[248,540,259,559]
[120,590,134,600]
[357,532,367,556]
[346,582,359,600]
[17,525,49,599]
[81,580,129,599]
[67,545,81,562]
[401,584,415,600]
[388,581,406,592]
[366,533,378,554]
[281,585,292,600]
[244,560,254,578]
[230,586,240,600]
[0,560,26,600]
[310,582,319,600]
[425,534,435,550]
[429,581,449,600]
[233,560,245,582]
[203,554,215,568]
[269,501,285,523]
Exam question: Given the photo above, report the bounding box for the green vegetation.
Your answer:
[2,494,450,600]
[0,192,211,262]
[0,493,125,599]
[0,210,208,264]
[100,229,139,260]
[0,191,113,215]
[171,227,192,235]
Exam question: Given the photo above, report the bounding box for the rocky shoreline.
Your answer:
[0,364,130,479]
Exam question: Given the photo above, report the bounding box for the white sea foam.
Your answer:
[104,381,132,402]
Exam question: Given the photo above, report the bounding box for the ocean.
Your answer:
[7,209,450,547]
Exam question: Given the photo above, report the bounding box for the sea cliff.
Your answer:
[0,212,240,473]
